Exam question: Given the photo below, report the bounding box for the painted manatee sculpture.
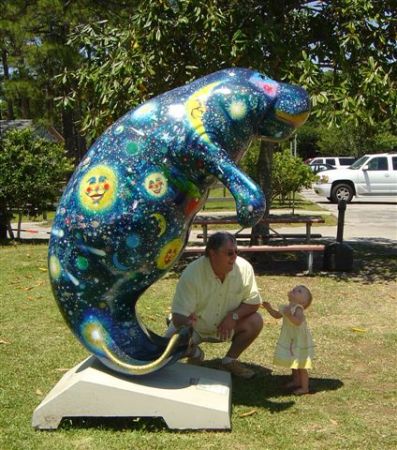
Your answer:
[48,68,310,376]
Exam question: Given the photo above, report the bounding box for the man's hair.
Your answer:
[205,232,237,257]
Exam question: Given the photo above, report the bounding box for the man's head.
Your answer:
[205,232,238,279]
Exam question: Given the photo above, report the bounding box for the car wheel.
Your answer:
[330,183,354,203]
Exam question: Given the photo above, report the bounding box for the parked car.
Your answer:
[309,162,336,174]
[306,156,356,169]
[313,153,397,203]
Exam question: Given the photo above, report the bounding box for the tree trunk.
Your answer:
[0,203,13,240]
[62,108,86,163]
[250,141,276,245]
[1,48,15,119]
[0,206,8,239]
[17,210,22,239]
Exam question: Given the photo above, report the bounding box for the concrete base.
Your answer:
[32,356,232,430]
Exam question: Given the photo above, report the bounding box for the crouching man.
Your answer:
[166,232,263,378]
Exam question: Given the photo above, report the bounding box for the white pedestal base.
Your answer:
[32,356,232,430]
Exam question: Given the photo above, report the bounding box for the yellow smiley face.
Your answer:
[144,172,167,198]
[79,165,117,213]
[156,238,183,270]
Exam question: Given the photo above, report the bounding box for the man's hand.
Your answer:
[186,313,198,326]
[172,312,198,329]
[217,312,236,341]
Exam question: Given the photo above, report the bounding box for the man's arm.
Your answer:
[232,303,260,319]
[217,303,259,341]
[170,268,198,331]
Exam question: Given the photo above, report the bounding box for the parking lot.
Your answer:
[302,188,397,241]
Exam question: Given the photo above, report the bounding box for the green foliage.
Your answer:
[288,1,396,131]
[372,131,397,152]
[0,128,73,211]
[298,122,397,158]
[239,141,261,183]
[271,150,316,202]
[296,124,322,160]
[2,1,395,134]
[1,0,395,201]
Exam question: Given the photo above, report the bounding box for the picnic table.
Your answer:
[185,213,326,273]
[193,213,325,244]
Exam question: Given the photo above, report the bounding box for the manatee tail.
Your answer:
[82,317,191,375]
[100,329,190,375]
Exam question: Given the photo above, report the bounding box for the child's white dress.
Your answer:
[273,304,315,369]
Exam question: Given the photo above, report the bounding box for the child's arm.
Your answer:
[283,305,305,325]
[261,301,283,319]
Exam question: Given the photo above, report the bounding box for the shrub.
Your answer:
[271,149,316,203]
[0,128,73,237]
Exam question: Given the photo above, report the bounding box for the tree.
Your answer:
[298,121,397,159]
[0,128,73,239]
[58,1,395,240]
[271,149,316,205]
[2,1,395,239]
[0,0,137,159]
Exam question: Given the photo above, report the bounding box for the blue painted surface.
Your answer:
[48,68,310,375]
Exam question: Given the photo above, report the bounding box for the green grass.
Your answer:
[1,242,396,449]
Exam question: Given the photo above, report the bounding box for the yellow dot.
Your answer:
[49,255,61,280]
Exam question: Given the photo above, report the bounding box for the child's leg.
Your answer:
[285,369,300,388]
[293,369,309,394]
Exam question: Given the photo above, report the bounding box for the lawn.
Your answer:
[1,242,396,450]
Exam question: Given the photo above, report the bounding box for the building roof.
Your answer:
[0,120,64,143]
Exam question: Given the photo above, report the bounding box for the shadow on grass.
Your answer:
[203,360,343,410]
[59,415,169,432]
[179,237,397,284]
[56,361,343,432]
[4,235,396,284]
[316,238,397,284]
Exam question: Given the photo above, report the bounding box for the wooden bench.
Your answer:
[184,244,325,274]
[193,214,325,245]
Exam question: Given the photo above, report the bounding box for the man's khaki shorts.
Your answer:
[165,322,234,344]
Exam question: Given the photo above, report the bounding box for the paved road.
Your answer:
[301,188,397,241]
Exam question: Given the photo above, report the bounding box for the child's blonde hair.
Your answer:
[302,286,313,309]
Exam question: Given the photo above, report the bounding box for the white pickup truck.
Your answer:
[313,153,397,203]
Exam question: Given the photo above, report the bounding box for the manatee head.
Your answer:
[249,73,310,142]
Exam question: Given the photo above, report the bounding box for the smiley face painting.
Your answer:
[48,68,310,376]
[79,165,117,212]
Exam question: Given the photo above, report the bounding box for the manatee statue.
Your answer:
[48,68,310,375]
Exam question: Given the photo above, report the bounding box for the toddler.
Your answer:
[262,285,314,395]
